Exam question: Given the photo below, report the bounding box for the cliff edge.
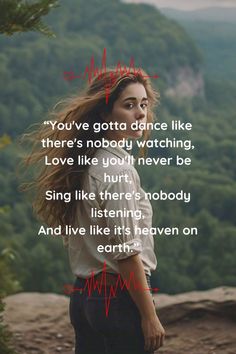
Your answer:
[3,287,236,354]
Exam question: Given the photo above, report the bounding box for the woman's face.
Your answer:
[105,83,148,141]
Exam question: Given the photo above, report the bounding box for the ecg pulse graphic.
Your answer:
[63,47,159,103]
[64,261,159,317]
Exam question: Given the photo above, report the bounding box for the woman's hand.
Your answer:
[141,313,165,352]
[117,254,165,352]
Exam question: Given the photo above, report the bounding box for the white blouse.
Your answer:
[66,144,157,277]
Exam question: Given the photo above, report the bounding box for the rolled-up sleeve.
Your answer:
[99,168,143,260]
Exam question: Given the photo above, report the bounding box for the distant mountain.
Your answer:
[159,6,236,81]
[160,7,236,23]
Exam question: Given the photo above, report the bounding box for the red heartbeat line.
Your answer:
[63,48,159,103]
[64,262,159,317]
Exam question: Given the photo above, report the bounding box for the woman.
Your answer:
[24,68,165,354]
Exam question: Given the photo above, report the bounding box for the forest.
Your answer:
[0,0,235,298]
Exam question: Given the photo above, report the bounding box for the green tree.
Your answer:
[0,299,15,354]
[0,248,20,354]
[0,0,59,37]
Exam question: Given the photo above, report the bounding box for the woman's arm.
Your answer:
[117,254,165,352]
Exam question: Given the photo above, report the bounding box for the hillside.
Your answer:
[160,7,236,23]
[159,7,236,81]
[0,0,203,137]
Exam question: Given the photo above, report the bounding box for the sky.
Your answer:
[124,0,236,10]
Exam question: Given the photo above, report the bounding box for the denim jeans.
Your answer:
[69,275,154,354]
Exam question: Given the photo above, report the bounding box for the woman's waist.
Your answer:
[76,271,152,290]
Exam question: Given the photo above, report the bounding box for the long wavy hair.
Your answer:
[21,68,159,229]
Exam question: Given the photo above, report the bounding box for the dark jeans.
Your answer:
[69,275,154,354]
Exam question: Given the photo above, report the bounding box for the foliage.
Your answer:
[0,0,59,37]
[0,249,21,297]
[0,298,15,354]
[0,248,19,354]
[0,134,19,354]
[172,20,236,82]
[0,135,11,149]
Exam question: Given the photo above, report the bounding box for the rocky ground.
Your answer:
[3,287,236,354]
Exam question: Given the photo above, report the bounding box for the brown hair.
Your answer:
[21,68,159,229]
